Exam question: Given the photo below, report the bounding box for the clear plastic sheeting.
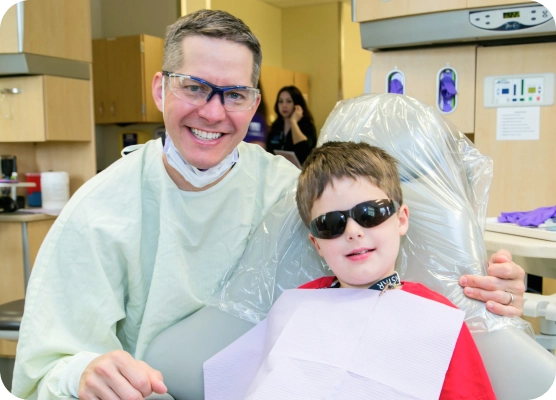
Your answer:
[208,93,532,335]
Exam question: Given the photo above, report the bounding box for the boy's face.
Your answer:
[308,177,409,289]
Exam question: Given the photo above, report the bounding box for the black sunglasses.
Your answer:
[309,199,399,240]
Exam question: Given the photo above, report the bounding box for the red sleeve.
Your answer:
[298,276,336,289]
[402,282,497,400]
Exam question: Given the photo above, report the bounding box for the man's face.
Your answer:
[309,177,409,289]
[153,36,260,170]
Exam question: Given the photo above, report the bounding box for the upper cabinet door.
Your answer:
[92,35,163,124]
[107,36,144,123]
[92,39,110,123]
[354,0,467,22]
[0,75,92,142]
[353,0,535,23]
[0,76,45,142]
[0,5,18,53]
[0,0,92,62]
[467,0,535,8]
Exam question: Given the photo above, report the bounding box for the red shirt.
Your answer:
[299,277,497,400]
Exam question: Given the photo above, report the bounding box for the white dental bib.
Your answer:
[163,133,239,188]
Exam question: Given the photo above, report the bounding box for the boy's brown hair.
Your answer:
[296,141,403,227]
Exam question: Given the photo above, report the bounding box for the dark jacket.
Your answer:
[266,117,317,165]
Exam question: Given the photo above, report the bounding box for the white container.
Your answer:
[41,171,69,210]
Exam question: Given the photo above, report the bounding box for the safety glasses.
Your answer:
[309,199,399,240]
[162,71,260,112]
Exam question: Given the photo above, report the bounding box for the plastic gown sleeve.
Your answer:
[208,93,532,336]
[12,170,136,399]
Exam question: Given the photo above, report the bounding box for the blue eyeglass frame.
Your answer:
[162,71,260,107]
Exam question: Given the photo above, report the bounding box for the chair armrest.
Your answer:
[474,327,556,400]
[143,307,255,400]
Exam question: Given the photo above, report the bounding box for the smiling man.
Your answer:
[12,10,527,400]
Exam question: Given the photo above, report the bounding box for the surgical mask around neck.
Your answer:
[163,133,239,188]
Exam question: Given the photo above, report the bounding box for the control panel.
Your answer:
[470,5,552,31]
[483,73,555,108]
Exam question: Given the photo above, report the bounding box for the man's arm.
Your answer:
[459,249,525,317]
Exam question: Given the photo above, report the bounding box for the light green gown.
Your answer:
[12,140,300,399]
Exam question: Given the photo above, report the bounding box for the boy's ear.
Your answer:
[398,204,410,236]
[308,233,323,256]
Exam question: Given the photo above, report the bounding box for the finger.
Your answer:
[140,362,167,394]
[118,358,154,397]
[489,248,512,264]
[486,301,522,317]
[109,370,145,400]
[462,286,523,317]
[79,373,120,400]
[459,274,524,294]
[486,261,525,283]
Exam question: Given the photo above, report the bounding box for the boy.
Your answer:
[296,141,496,400]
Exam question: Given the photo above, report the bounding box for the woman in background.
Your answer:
[266,85,317,165]
[244,83,268,149]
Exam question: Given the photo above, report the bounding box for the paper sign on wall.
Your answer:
[496,106,540,141]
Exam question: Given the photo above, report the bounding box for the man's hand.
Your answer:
[78,350,167,400]
[459,249,525,317]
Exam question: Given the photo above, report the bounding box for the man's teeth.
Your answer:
[191,128,222,140]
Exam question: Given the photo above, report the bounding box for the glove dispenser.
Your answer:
[386,68,405,94]
[437,66,458,114]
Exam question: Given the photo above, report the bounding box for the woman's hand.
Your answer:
[291,105,303,123]
[459,249,526,317]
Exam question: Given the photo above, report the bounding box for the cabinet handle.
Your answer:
[99,101,104,116]
[110,102,115,116]
[1,88,22,94]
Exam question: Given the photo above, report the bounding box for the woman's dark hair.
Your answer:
[273,86,314,124]
[257,82,268,121]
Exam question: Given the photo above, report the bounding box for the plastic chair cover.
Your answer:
[146,94,555,400]
[207,93,531,335]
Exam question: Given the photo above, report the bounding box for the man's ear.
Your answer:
[398,204,410,236]
[152,72,164,112]
[308,233,323,257]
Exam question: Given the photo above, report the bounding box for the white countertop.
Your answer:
[484,231,556,260]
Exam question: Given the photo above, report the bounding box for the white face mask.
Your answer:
[163,133,238,188]
[160,75,239,188]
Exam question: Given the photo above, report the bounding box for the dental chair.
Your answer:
[144,94,556,400]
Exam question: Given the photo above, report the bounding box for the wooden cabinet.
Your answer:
[0,75,92,142]
[354,0,536,22]
[0,0,91,62]
[260,65,310,123]
[92,35,164,124]
[0,215,55,357]
[467,0,534,8]
[474,42,556,217]
[370,46,477,134]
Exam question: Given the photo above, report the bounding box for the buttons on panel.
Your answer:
[469,5,552,31]
[484,73,554,108]
[494,77,544,105]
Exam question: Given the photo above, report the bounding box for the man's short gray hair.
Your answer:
[163,9,262,87]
